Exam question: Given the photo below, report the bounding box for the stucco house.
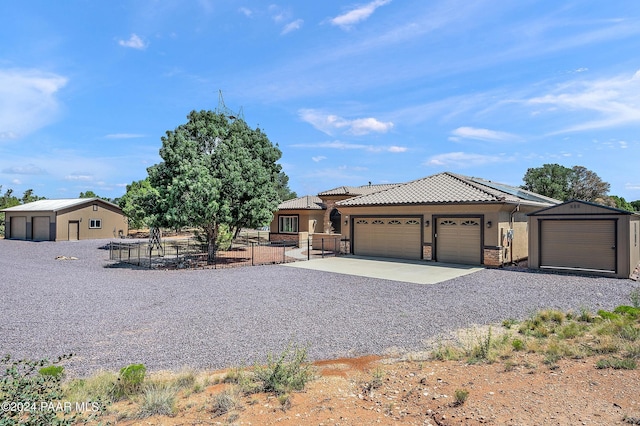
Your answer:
[1,198,128,241]
[271,172,559,266]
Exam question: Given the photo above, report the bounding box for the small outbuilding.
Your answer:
[1,198,128,241]
[528,200,640,278]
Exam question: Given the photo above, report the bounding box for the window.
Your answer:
[406,219,420,225]
[372,220,384,224]
[89,219,102,229]
[93,204,98,211]
[461,220,479,226]
[388,220,402,225]
[278,216,298,233]
[355,219,368,224]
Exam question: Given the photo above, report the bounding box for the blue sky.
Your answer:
[1,1,640,201]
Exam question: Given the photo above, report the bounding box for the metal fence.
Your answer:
[108,234,348,269]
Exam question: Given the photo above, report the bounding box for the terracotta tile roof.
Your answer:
[277,195,325,210]
[318,183,400,196]
[336,172,560,207]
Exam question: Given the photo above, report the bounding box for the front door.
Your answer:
[68,221,79,240]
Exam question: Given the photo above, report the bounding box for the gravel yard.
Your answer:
[0,239,636,377]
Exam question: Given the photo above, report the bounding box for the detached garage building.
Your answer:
[528,200,640,278]
[2,198,128,241]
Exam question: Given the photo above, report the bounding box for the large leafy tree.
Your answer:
[21,188,46,204]
[146,110,283,257]
[631,200,640,212]
[118,178,159,229]
[522,164,610,202]
[522,164,573,200]
[275,171,297,202]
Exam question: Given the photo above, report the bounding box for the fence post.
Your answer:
[137,243,140,266]
[321,238,325,258]
[307,237,310,261]
[251,242,254,266]
[283,242,286,264]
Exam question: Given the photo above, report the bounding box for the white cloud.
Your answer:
[64,174,94,182]
[330,0,392,29]
[451,126,521,142]
[299,109,393,135]
[312,155,327,162]
[527,68,640,133]
[118,33,148,50]
[0,69,67,140]
[282,19,304,35]
[2,164,46,175]
[238,7,252,17]
[292,140,406,153]
[104,133,146,139]
[625,183,640,191]
[425,152,510,167]
[388,146,407,153]
[11,179,21,185]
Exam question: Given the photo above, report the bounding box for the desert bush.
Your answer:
[137,383,176,418]
[210,388,242,417]
[252,343,314,395]
[0,354,80,426]
[113,363,146,399]
[511,339,525,351]
[38,365,65,378]
[629,287,640,309]
[454,389,469,406]
[596,357,637,370]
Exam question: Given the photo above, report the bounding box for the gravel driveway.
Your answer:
[0,239,636,377]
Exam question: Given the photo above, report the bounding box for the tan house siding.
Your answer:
[337,203,538,265]
[269,209,324,244]
[3,199,127,241]
[56,202,128,241]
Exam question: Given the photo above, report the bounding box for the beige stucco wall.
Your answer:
[336,202,541,265]
[56,202,128,240]
[269,210,324,234]
[630,217,640,275]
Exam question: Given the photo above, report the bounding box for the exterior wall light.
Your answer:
[487,221,492,228]
[425,220,430,227]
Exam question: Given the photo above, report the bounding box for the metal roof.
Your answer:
[1,198,121,212]
[336,172,560,207]
[276,195,325,210]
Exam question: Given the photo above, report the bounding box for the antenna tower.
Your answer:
[216,90,244,121]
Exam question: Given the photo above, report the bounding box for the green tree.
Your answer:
[567,166,610,201]
[522,164,573,200]
[79,190,98,198]
[606,195,635,212]
[21,188,46,204]
[118,178,159,229]
[146,110,283,259]
[522,164,610,202]
[276,171,297,202]
[0,187,21,237]
[630,200,640,212]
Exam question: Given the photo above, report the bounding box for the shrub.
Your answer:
[210,388,242,417]
[511,339,525,351]
[113,363,146,399]
[454,389,469,406]
[597,310,619,321]
[614,305,640,319]
[137,383,176,418]
[253,343,314,395]
[0,354,79,426]
[596,357,637,370]
[39,365,65,378]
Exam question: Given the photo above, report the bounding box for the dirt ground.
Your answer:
[99,352,640,426]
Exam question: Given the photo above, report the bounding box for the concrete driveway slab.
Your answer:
[284,255,483,284]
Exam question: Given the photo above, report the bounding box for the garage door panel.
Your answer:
[540,220,615,272]
[354,218,421,259]
[10,216,27,240]
[436,218,481,265]
[32,216,50,241]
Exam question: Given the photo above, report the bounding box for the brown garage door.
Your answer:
[436,218,481,265]
[354,217,421,259]
[540,219,616,273]
[32,216,51,241]
[10,216,27,240]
